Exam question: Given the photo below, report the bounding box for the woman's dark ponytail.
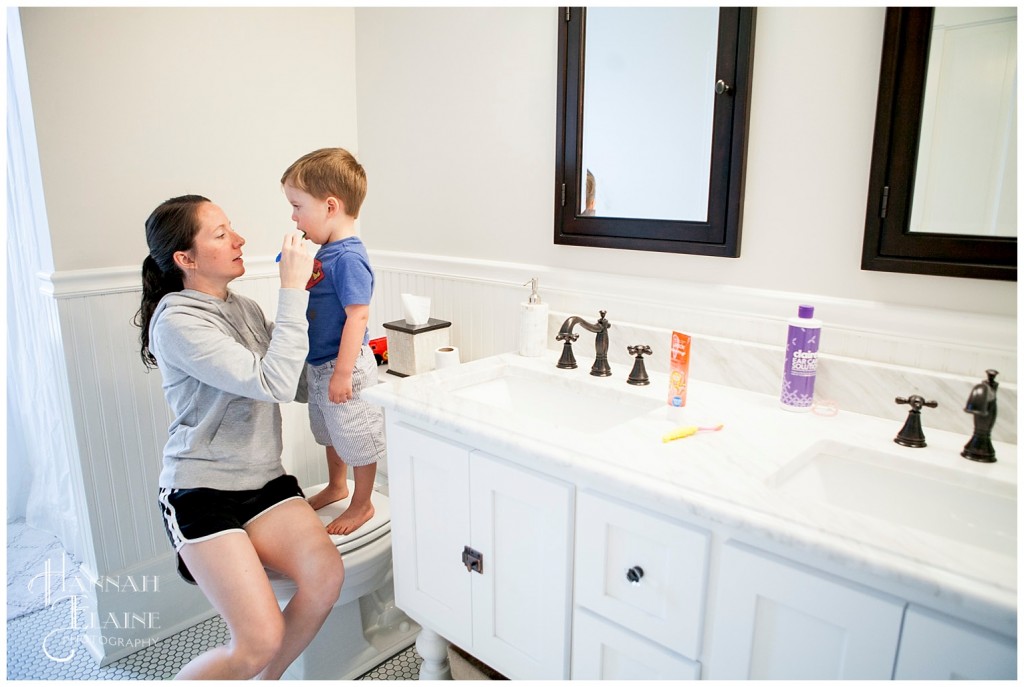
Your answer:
[134,195,210,368]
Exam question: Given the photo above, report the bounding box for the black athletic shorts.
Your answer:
[157,473,305,584]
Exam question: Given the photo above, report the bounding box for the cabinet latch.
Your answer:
[462,546,483,574]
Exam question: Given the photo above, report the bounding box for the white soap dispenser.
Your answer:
[518,278,550,357]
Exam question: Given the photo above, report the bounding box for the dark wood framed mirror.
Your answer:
[554,7,756,257]
[862,7,1017,281]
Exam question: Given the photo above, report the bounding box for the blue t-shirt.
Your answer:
[306,237,373,365]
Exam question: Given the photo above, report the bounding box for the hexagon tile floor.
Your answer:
[7,600,422,680]
[6,520,421,680]
[6,599,422,680]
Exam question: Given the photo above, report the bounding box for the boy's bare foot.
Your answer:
[307,483,349,511]
[326,502,375,536]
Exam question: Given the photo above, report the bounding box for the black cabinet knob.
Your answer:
[626,566,644,585]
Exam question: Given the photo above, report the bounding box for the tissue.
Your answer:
[401,293,431,326]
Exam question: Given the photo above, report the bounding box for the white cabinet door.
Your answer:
[572,608,701,680]
[575,492,709,659]
[385,419,472,649]
[385,419,573,679]
[707,542,905,679]
[895,605,1016,679]
[469,453,574,680]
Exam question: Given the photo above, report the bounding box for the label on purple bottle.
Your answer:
[781,323,819,410]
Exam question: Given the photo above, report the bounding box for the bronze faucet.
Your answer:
[556,310,611,376]
[962,370,999,463]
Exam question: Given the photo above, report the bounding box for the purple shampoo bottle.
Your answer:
[780,305,821,412]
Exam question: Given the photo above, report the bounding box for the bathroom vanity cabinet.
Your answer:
[384,412,1016,680]
[386,420,573,679]
[367,354,1016,681]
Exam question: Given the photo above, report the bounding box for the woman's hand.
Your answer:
[278,231,314,290]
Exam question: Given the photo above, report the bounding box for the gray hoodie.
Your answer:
[149,288,309,490]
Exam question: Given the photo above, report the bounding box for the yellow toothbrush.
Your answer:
[662,424,724,443]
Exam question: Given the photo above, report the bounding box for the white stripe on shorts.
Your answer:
[158,488,186,550]
[158,487,247,550]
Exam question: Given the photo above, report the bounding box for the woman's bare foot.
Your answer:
[307,483,349,511]
[325,502,375,536]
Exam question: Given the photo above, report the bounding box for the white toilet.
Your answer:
[268,481,419,680]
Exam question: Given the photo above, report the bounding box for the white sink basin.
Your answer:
[448,366,662,434]
[769,440,1016,556]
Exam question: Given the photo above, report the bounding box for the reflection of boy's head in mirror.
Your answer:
[582,169,596,216]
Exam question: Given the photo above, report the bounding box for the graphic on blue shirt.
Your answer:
[306,259,325,290]
[306,237,374,365]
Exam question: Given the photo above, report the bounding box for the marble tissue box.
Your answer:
[382,318,452,377]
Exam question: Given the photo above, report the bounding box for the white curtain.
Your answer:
[6,7,86,560]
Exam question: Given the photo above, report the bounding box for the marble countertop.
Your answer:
[363,351,1017,629]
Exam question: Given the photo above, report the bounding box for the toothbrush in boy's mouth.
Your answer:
[276,232,307,262]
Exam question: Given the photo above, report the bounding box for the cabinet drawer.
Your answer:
[575,492,709,658]
[572,608,700,680]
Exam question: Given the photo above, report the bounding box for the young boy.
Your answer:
[281,148,385,535]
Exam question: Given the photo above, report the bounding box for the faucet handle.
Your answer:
[895,395,938,410]
[627,344,652,386]
[894,395,936,448]
[555,330,579,369]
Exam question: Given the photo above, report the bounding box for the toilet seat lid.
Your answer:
[304,481,392,555]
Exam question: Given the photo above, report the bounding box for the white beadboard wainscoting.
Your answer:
[40,251,1015,662]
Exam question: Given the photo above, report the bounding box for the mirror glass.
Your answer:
[556,7,754,257]
[910,7,1016,236]
[862,7,1015,281]
[580,8,719,221]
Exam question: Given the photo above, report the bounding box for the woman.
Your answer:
[135,195,344,679]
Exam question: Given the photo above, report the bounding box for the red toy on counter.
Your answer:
[369,337,388,366]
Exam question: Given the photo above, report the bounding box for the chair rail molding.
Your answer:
[41,251,1017,381]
